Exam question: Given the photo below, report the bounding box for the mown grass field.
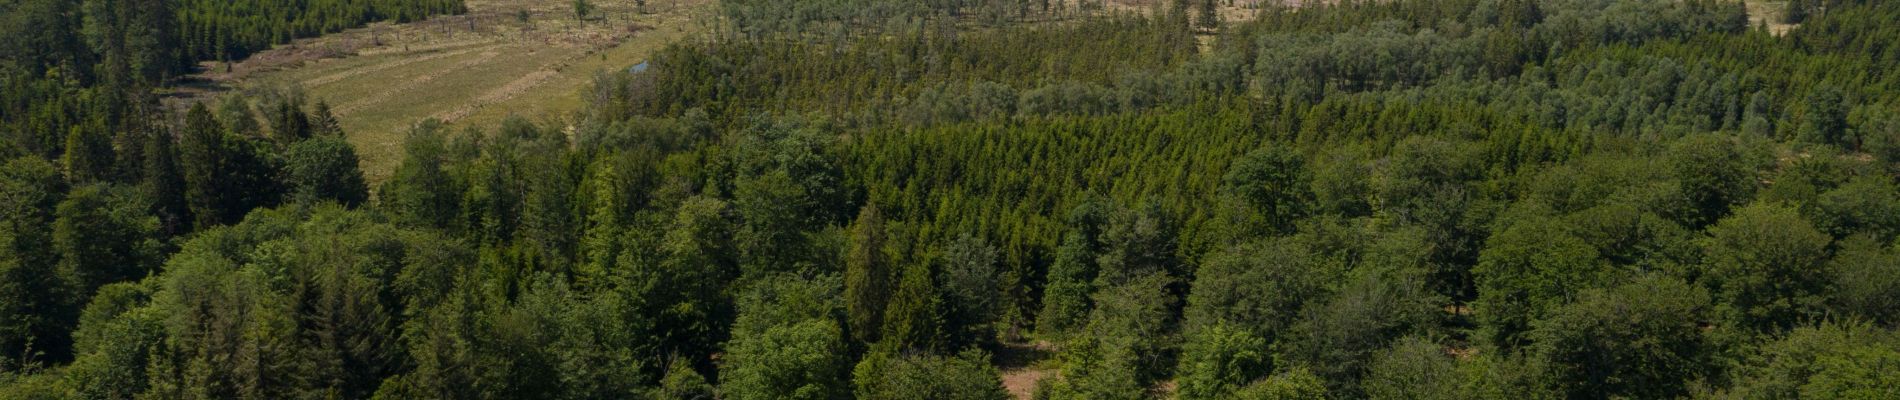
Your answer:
[196,0,714,181]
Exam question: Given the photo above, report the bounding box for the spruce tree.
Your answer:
[310,101,343,137]
[179,103,228,228]
[1801,85,1848,148]
[61,125,114,185]
[379,121,459,231]
[141,129,189,236]
[845,205,894,344]
[1784,0,1809,24]
[270,100,311,144]
[1196,0,1220,32]
[880,262,944,353]
[0,157,70,363]
[573,0,592,22]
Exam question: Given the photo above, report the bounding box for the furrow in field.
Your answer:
[334,49,503,115]
[304,44,496,88]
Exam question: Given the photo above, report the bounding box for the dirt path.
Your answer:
[995,340,1058,399]
[1002,368,1052,399]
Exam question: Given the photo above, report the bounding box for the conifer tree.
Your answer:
[61,125,114,185]
[881,262,944,353]
[379,121,459,231]
[846,205,894,344]
[178,103,227,229]
[0,157,70,363]
[310,101,343,137]
[141,129,189,236]
[1196,0,1220,32]
[270,100,312,144]
[1785,0,1810,24]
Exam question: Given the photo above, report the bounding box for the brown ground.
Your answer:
[997,340,1058,400]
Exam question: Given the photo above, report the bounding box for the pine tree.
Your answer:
[1170,0,1192,28]
[573,0,593,22]
[270,100,312,144]
[110,119,149,185]
[940,235,1002,346]
[1037,198,1109,338]
[310,101,343,137]
[845,205,894,344]
[0,157,71,363]
[880,262,944,353]
[1196,0,1220,32]
[61,124,114,185]
[179,103,228,228]
[1784,0,1810,24]
[142,129,190,236]
[379,121,460,231]
[1801,85,1848,148]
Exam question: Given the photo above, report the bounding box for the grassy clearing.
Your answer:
[191,0,715,182]
[1744,1,1800,36]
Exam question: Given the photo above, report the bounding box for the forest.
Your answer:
[4,0,1900,398]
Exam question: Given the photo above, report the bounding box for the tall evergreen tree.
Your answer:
[1800,85,1849,148]
[140,129,189,236]
[1196,0,1220,32]
[1784,0,1810,24]
[1038,197,1110,337]
[880,262,944,353]
[310,101,343,137]
[379,121,460,231]
[61,124,114,185]
[939,235,1002,346]
[178,103,228,228]
[270,99,312,144]
[845,205,894,344]
[0,157,71,363]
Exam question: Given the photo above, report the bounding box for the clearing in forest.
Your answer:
[182,0,715,182]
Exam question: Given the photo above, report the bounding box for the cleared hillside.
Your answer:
[184,0,714,181]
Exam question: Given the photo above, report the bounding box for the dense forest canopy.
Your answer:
[5,0,1900,398]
